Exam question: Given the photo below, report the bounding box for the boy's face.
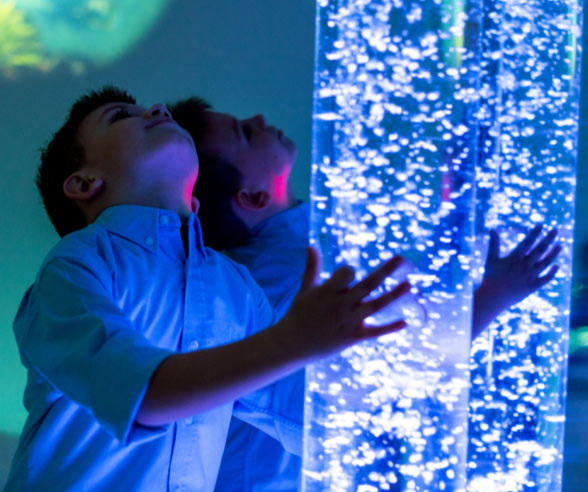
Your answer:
[199,112,297,199]
[77,102,197,205]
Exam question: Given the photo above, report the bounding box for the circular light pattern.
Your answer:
[0,0,170,75]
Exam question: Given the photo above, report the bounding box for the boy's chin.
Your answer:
[153,139,198,168]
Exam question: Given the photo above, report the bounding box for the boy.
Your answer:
[4,87,411,492]
[170,97,562,492]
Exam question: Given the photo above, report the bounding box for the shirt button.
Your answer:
[145,236,155,246]
[189,340,199,350]
[160,215,170,225]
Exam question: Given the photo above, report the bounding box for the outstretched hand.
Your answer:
[280,247,411,360]
[138,248,409,425]
[472,225,561,338]
[484,225,560,303]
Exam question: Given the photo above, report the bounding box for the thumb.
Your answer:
[299,246,321,292]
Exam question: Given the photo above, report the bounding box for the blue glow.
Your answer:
[468,0,580,490]
[305,0,481,489]
[305,0,580,490]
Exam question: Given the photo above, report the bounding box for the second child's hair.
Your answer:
[37,86,136,237]
[170,98,249,250]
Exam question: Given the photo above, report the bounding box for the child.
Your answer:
[170,97,562,492]
[3,87,411,492]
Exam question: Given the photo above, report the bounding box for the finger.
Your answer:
[532,265,558,289]
[354,281,411,320]
[525,228,558,265]
[323,264,356,292]
[356,320,407,340]
[510,225,543,257]
[299,247,321,292]
[531,244,562,276]
[486,230,500,261]
[348,256,404,302]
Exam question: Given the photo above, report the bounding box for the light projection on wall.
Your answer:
[0,0,170,75]
[305,0,580,491]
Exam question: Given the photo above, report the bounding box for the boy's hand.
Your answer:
[484,225,560,304]
[473,225,561,338]
[278,247,410,360]
[138,248,408,425]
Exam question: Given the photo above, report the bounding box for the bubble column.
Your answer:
[467,0,582,490]
[304,0,482,490]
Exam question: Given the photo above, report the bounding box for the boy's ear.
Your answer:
[63,172,103,201]
[235,189,271,212]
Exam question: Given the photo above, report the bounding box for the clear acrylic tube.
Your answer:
[304,0,482,490]
[467,0,581,490]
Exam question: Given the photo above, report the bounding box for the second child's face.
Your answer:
[78,102,198,201]
[199,112,298,198]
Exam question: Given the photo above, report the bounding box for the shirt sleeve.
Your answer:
[233,369,305,456]
[223,253,304,454]
[15,255,174,444]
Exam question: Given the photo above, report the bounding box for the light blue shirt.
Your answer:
[4,205,302,492]
[215,202,309,492]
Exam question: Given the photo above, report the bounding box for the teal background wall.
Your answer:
[0,0,587,488]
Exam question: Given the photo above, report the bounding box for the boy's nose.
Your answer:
[146,104,172,120]
[248,114,266,129]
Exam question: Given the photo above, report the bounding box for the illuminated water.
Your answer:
[304,0,481,490]
[305,0,580,490]
[467,0,580,490]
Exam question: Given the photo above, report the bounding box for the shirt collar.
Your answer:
[247,201,309,244]
[95,205,207,258]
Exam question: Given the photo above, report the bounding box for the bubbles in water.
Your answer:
[305,0,579,490]
[305,0,479,490]
[468,0,578,489]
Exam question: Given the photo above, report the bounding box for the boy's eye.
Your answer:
[110,108,131,123]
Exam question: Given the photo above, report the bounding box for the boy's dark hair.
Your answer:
[170,97,249,250]
[37,86,136,237]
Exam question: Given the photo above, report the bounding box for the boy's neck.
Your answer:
[83,181,198,226]
[240,189,298,230]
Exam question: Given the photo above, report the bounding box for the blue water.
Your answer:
[305,0,580,490]
[305,0,481,490]
[468,0,580,490]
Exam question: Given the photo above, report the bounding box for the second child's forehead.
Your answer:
[205,112,241,142]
